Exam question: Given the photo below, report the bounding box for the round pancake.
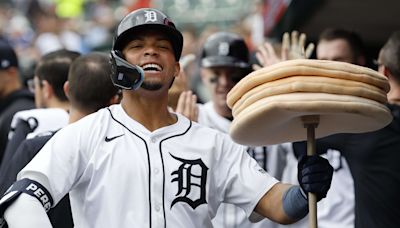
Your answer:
[230,92,393,146]
[232,76,388,117]
[227,59,389,107]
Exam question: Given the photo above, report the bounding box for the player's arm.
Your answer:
[0,176,54,228]
[255,183,302,224]
[1,123,88,228]
[254,155,333,224]
[4,193,52,228]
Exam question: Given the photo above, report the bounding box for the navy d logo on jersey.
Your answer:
[170,153,208,209]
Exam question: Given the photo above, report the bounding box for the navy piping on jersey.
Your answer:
[263,147,268,171]
[159,120,192,228]
[107,108,153,228]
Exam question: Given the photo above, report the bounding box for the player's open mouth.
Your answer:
[141,63,163,72]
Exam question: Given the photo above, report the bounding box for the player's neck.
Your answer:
[68,108,89,124]
[46,99,69,112]
[121,94,177,132]
[388,83,400,105]
[213,103,233,121]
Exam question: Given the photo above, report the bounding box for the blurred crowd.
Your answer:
[0,0,155,84]
[0,0,266,92]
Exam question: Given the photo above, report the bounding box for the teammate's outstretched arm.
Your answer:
[254,155,333,224]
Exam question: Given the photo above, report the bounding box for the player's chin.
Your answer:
[214,95,228,105]
[216,92,228,100]
[141,81,163,91]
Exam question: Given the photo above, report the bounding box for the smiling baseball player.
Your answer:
[0,8,333,228]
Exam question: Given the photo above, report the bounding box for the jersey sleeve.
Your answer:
[218,134,279,218]
[17,120,91,205]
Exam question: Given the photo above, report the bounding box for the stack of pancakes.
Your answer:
[227,59,393,146]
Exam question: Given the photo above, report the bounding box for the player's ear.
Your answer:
[109,91,122,105]
[63,81,70,99]
[174,62,181,78]
[42,80,53,99]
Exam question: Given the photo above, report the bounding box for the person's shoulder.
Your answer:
[190,119,235,141]
[197,101,213,114]
[0,89,34,115]
[76,105,115,123]
[26,133,55,145]
[5,89,35,105]
[176,112,217,133]
[10,88,34,100]
[64,105,120,137]
[15,133,55,153]
[16,108,67,116]
[12,133,55,163]
[12,108,68,125]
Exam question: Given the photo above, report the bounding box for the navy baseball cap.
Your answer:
[200,31,250,69]
[0,40,18,70]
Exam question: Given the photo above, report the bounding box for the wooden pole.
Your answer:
[301,115,319,228]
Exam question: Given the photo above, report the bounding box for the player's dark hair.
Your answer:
[68,52,119,113]
[318,28,365,62]
[380,31,400,81]
[35,49,81,102]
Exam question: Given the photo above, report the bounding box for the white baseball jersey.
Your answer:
[198,102,287,228]
[18,104,279,228]
[8,108,69,139]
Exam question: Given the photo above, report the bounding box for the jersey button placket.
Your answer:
[155,204,161,212]
[148,136,164,228]
[154,168,160,174]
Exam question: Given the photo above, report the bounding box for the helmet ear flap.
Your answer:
[110,50,145,90]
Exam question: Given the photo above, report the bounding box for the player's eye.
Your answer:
[126,41,143,49]
[157,41,172,50]
[209,75,218,83]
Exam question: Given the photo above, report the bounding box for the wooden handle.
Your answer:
[302,115,319,228]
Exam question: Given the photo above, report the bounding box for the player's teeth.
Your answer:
[142,63,162,71]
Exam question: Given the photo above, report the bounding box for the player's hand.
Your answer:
[178,54,196,89]
[253,41,281,70]
[283,31,315,60]
[297,155,333,201]
[253,31,315,70]
[168,54,196,110]
[175,90,198,122]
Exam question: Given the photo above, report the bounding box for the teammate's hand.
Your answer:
[282,31,315,60]
[175,90,198,122]
[253,41,282,70]
[297,155,333,201]
[168,54,196,110]
[253,31,315,70]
